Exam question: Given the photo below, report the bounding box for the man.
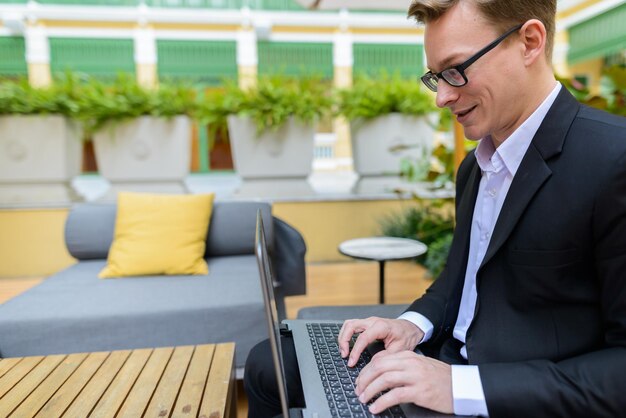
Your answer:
[245,0,626,416]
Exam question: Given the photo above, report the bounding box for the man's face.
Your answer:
[424,2,524,142]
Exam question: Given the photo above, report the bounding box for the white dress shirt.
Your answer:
[399,83,562,416]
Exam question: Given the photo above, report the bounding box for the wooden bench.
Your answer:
[0,343,236,418]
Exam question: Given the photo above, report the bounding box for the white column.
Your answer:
[134,27,157,88]
[333,30,353,75]
[25,25,51,87]
[237,28,258,90]
[333,29,354,170]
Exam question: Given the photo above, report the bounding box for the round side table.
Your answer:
[338,237,427,304]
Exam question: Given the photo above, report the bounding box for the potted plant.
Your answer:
[78,75,196,198]
[0,75,83,204]
[197,76,333,185]
[379,199,455,279]
[336,73,438,178]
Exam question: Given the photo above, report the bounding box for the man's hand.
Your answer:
[355,350,454,415]
[338,317,424,367]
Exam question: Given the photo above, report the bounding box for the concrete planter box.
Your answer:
[93,115,192,198]
[351,113,435,177]
[0,115,82,205]
[227,115,315,180]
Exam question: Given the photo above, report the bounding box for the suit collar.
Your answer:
[530,85,580,160]
[478,85,581,270]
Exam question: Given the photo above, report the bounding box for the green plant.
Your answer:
[380,201,454,278]
[558,65,626,117]
[424,232,453,278]
[196,75,333,141]
[336,73,437,121]
[77,74,197,136]
[398,104,463,185]
[0,74,83,117]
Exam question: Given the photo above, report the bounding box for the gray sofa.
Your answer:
[0,200,306,375]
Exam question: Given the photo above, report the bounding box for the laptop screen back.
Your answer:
[255,211,291,416]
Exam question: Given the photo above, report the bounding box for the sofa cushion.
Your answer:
[64,203,116,260]
[0,255,267,370]
[99,192,214,278]
[205,201,273,257]
[65,200,273,260]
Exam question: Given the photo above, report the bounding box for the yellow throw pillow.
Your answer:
[99,192,215,278]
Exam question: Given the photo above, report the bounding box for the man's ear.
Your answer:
[520,19,547,66]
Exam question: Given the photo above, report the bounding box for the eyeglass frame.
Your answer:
[421,23,524,92]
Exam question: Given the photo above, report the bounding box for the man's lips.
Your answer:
[454,106,477,122]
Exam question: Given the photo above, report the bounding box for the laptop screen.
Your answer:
[255,211,291,417]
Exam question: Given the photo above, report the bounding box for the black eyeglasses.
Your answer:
[421,23,523,92]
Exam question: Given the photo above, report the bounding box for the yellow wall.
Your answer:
[0,199,420,278]
[569,58,604,95]
[273,199,420,262]
[0,208,76,278]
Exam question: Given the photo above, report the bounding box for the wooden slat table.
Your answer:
[0,343,236,418]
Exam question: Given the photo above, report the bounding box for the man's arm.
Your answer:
[480,347,626,417]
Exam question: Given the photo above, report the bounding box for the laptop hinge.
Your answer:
[279,323,292,336]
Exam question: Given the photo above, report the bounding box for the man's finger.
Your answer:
[355,352,406,397]
[368,385,412,415]
[338,319,368,358]
[348,322,384,366]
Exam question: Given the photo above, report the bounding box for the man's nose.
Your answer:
[435,81,459,108]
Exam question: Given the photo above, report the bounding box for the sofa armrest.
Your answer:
[65,203,116,260]
[272,217,306,298]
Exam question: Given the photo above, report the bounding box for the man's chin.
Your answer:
[460,126,483,141]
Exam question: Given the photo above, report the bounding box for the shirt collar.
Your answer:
[475,82,562,177]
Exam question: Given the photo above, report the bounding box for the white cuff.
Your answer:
[451,365,489,417]
[397,311,434,343]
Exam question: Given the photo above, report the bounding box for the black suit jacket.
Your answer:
[407,86,626,417]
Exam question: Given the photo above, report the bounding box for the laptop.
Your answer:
[255,211,452,418]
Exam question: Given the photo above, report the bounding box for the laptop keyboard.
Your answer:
[308,323,406,418]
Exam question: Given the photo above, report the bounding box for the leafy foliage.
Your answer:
[196,75,333,139]
[335,73,437,120]
[424,232,453,279]
[558,65,626,117]
[380,201,454,278]
[0,74,83,117]
[77,74,196,135]
[0,73,197,137]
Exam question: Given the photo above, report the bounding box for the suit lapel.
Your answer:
[478,86,581,270]
[455,162,481,256]
[446,158,481,297]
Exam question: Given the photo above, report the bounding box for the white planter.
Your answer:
[0,115,82,205]
[93,115,191,198]
[227,115,315,180]
[350,113,436,177]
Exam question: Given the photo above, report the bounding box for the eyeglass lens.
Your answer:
[441,68,465,86]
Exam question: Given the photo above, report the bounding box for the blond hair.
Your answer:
[407,0,556,60]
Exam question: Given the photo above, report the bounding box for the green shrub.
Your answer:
[77,74,196,136]
[0,74,83,117]
[196,75,333,140]
[335,73,437,121]
[380,201,454,279]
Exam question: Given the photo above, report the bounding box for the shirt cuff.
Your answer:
[397,311,434,343]
[451,365,489,417]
